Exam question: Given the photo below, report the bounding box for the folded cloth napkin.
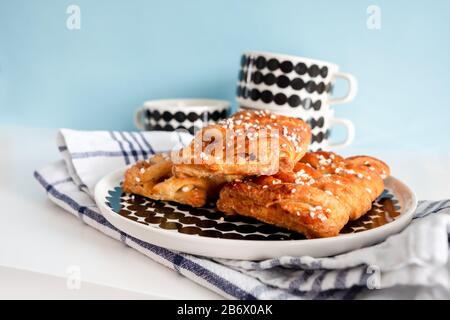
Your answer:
[34,129,450,300]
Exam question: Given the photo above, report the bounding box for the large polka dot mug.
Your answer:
[134,99,230,135]
[237,51,357,150]
[237,51,358,112]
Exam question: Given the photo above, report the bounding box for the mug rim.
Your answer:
[242,51,339,69]
[142,99,230,110]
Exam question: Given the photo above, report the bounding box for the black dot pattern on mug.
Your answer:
[105,185,401,241]
[240,54,329,78]
[238,71,331,95]
[308,117,325,129]
[237,85,324,109]
[148,109,227,122]
[286,115,329,143]
[307,130,332,152]
[145,109,228,134]
[311,130,329,144]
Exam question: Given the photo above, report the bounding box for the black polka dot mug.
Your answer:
[281,108,354,152]
[134,99,230,135]
[239,106,355,152]
[236,51,358,112]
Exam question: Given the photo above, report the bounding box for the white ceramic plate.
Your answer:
[95,167,417,260]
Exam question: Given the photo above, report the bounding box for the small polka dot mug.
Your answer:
[134,99,230,135]
[239,106,355,152]
[279,108,354,151]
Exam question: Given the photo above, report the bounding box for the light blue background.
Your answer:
[1,0,449,150]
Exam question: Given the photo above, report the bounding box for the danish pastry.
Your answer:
[123,154,223,207]
[172,110,311,179]
[217,151,390,238]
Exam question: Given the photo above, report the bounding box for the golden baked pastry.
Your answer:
[122,154,223,207]
[172,110,311,179]
[217,151,390,238]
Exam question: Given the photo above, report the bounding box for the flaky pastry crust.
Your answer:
[173,110,311,179]
[217,151,390,238]
[123,154,223,207]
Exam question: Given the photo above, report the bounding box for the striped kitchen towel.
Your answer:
[34,129,450,299]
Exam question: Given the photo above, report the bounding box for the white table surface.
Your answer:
[0,126,449,299]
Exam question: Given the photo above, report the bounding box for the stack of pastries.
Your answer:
[123,110,390,238]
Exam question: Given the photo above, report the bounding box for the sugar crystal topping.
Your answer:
[318,154,333,166]
[272,179,282,185]
[181,185,192,192]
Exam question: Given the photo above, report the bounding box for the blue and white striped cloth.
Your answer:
[34,129,450,299]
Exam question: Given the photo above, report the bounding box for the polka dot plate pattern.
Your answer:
[95,167,417,259]
[105,184,401,241]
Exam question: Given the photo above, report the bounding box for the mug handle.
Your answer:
[327,118,355,149]
[134,107,146,130]
[327,72,358,105]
